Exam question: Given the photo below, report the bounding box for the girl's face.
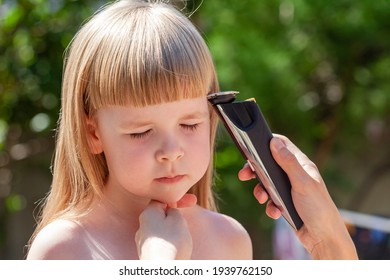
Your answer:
[88,97,211,204]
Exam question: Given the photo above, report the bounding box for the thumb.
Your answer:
[140,200,167,221]
[270,135,318,193]
[270,137,304,179]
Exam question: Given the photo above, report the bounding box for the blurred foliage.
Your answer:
[0,0,389,259]
[198,0,390,258]
[0,0,106,258]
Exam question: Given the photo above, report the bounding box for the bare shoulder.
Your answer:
[184,206,253,259]
[27,219,91,260]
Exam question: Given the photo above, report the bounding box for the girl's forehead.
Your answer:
[96,97,210,122]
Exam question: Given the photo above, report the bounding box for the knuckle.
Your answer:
[303,161,319,173]
[282,148,297,164]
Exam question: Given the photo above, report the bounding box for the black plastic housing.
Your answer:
[208,91,303,230]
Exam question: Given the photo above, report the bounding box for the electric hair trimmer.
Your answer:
[208,91,303,230]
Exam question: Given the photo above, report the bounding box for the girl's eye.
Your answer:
[129,129,151,139]
[181,123,199,132]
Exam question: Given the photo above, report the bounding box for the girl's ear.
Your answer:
[85,116,104,154]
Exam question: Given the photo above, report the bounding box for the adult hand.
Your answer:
[238,134,358,259]
[135,194,196,260]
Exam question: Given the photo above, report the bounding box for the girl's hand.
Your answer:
[135,194,196,260]
[238,134,358,259]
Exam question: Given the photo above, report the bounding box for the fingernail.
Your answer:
[273,138,285,151]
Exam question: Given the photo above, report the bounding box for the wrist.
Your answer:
[297,221,359,260]
[310,233,358,260]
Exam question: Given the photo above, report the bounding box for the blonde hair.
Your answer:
[30,0,219,243]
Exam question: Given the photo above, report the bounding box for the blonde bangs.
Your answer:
[81,2,216,113]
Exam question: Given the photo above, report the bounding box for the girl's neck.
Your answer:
[93,182,151,226]
[98,196,143,223]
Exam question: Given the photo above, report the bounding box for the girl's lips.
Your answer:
[155,175,185,184]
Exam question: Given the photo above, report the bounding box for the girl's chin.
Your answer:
[153,193,190,206]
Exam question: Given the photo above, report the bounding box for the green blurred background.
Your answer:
[0,0,389,259]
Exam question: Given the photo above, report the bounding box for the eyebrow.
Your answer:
[179,111,209,120]
[120,111,209,129]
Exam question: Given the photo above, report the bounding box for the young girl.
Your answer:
[26,0,251,260]
[27,0,357,260]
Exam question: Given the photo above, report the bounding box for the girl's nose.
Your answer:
[155,137,184,162]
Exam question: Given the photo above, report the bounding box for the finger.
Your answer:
[265,200,282,220]
[238,163,256,181]
[165,206,181,218]
[140,200,167,221]
[270,136,311,188]
[167,194,197,209]
[253,185,268,204]
[165,207,186,225]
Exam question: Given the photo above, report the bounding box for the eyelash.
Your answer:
[129,124,199,139]
[181,123,199,132]
[129,130,152,139]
